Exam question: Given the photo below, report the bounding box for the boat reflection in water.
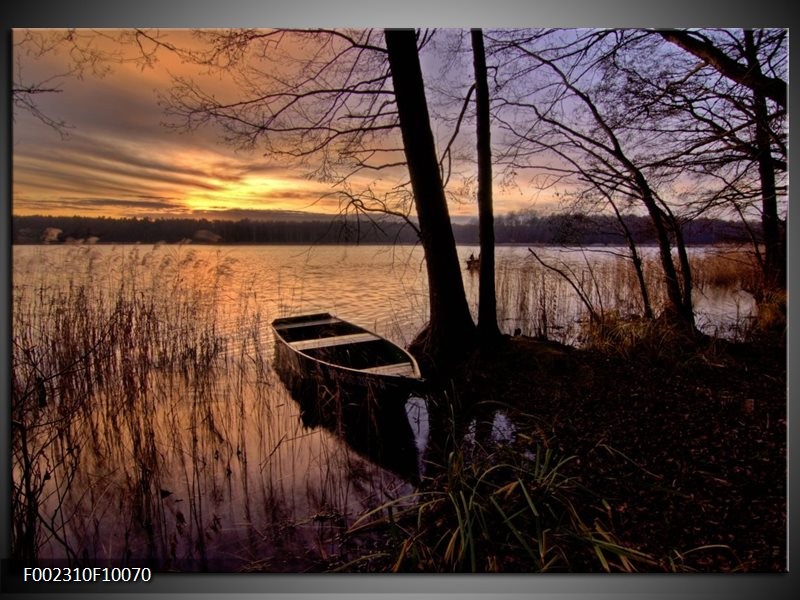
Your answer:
[271,313,425,482]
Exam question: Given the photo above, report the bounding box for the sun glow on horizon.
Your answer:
[180,173,335,214]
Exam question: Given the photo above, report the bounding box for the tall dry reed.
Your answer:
[12,245,410,570]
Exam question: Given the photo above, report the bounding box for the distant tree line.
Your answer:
[13,212,757,246]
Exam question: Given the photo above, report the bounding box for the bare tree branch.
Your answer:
[656,29,787,109]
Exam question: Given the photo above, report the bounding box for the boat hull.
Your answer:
[273,332,420,410]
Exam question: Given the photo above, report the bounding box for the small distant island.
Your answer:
[12,212,759,246]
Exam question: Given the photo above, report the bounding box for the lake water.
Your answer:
[11,243,755,570]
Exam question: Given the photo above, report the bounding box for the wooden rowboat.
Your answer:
[272,312,423,480]
[271,313,423,407]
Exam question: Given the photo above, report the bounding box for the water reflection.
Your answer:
[276,367,423,483]
[23,366,415,571]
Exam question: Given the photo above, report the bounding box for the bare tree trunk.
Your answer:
[384,29,477,368]
[471,29,501,343]
[607,196,654,319]
[632,171,695,332]
[744,30,785,292]
[668,212,696,324]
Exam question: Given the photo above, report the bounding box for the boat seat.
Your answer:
[274,316,341,330]
[360,362,417,376]
[289,332,380,351]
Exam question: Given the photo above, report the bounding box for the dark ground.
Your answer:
[446,332,787,572]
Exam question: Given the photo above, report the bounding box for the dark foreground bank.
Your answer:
[330,330,786,573]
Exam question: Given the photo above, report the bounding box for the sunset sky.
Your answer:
[12,29,543,222]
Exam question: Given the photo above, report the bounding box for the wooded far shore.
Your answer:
[13,213,760,246]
